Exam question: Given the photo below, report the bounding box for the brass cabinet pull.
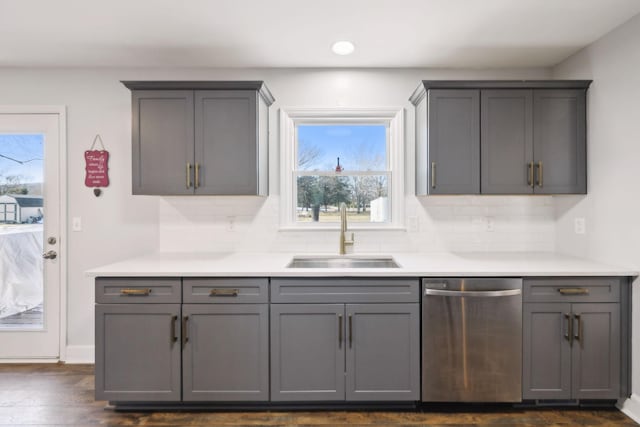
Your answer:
[536,161,543,187]
[120,288,151,296]
[527,162,534,188]
[182,316,189,346]
[574,314,582,343]
[558,288,589,296]
[210,288,239,297]
[170,315,178,343]
[349,315,353,348]
[431,162,436,189]
[564,313,573,346]
[194,163,200,189]
[338,314,343,348]
[186,162,192,189]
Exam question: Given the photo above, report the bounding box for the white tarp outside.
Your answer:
[0,224,43,318]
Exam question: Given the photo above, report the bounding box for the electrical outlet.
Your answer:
[486,217,494,232]
[72,217,82,232]
[227,216,235,231]
[408,216,418,232]
[574,217,586,234]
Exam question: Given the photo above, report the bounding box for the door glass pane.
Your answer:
[296,175,389,223]
[0,134,44,330]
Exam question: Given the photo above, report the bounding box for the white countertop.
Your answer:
[86,252,638,277]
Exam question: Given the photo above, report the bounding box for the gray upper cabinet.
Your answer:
[481,90,533,194]
[124,81,274,196]
[132,91,195,195]
[410,81,590,195]
[533,90,587,194]
[413,89,480,195]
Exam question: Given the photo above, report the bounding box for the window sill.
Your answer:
[278,225,407,232]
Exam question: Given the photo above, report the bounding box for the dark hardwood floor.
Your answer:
[0,363,637,426]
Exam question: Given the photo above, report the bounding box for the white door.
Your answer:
[0,111,63,359]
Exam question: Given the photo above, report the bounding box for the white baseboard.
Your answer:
[618,394,640,423]
[63,345,94,364]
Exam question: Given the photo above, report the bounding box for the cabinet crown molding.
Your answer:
[121,81,275,106]
[409,80,592,105]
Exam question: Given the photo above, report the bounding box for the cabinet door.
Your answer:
[345,304,419,401]
[195,90,258,195]
[572,303,620,399]
[270,304,345,401]
[132,90,194,195]
[95,304,181,401]
[427,89,480,194]
[481,90,534,194]
[533,90,587,194]
[182,304,269,401]
[523,303,571,400]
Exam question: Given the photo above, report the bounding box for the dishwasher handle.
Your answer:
[424,288,521,297]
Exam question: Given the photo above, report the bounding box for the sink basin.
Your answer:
[286,256,400,269]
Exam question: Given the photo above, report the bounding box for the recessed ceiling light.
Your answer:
[332,41,355,56]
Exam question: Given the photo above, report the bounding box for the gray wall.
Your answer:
[552,13,640,402]
[0,67,551,358]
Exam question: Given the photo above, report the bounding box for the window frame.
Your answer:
[279,108,404,230]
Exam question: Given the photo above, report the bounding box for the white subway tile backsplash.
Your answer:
[158,195,556,254]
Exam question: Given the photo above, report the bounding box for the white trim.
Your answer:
[279,107,405,230]
[0,358,59,364]
[0,105,67,361]
[618,394,640,423]
[64,345,95,364]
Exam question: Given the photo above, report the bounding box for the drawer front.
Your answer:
[183,278,268,303]
[523,277,621,303]
[271,278,419,303]
[96,277,181,304]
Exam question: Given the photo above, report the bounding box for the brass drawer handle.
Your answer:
[557,288,589,296]
[120,288,152,296]
[210,288,239,297]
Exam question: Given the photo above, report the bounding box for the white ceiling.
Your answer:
[1,0,639,68]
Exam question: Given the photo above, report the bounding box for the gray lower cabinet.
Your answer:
[124,81,274,196]
[270,304,345,401]
[270,302,420,402]
[95,303,182,401]
[182,304,269,401]
[523,278,622,400]
[95,277,269,403]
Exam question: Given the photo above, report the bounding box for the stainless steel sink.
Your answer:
[286,256,400,269]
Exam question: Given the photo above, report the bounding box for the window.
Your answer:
[280,108,404,229]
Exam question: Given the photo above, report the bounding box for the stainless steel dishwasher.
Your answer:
[422,278,522,402]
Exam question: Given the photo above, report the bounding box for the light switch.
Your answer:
[574,217,586,234]
[72,217,82,232]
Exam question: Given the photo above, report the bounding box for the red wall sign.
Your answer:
[84,150,109,187]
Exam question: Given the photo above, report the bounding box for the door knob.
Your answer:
[42,250,57,260]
